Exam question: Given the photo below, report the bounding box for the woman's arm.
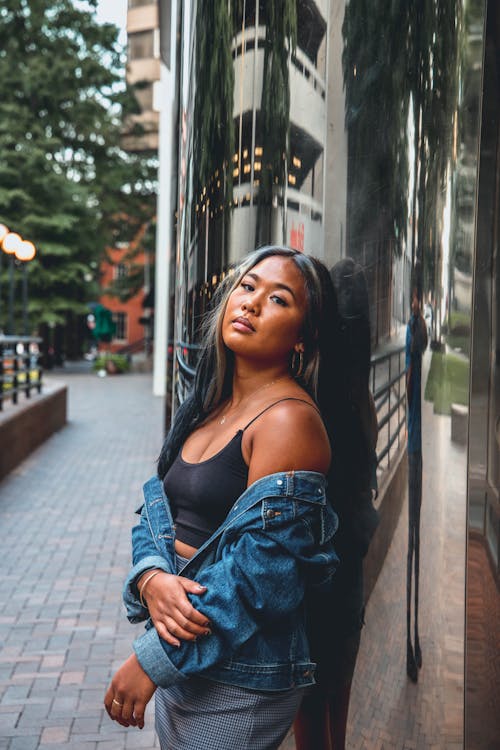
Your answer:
[123,484,210,643]
[244,398,331,484]
[105,502,336,726]
[136,569,210,646]
[132,496,336,683]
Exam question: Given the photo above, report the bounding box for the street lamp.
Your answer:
[15,241,37,335]
[1,231,22,335]
[2,232,22,254]
[0,224,7,330]
[17,241,36,262]
[0,228,37,335]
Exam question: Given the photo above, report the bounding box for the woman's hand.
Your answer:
[104,654,156,729]
[139,570,211,647]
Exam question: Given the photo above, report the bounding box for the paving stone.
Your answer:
[39,727,69,745]
[0,711,21,730]
[8,738,40,750]
[1,685,31,704]
[124,729,158,748]
[11,662,41,678]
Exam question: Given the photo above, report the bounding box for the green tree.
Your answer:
[342,0,411,253]
[0,0,156,354]
[341,0,460,340]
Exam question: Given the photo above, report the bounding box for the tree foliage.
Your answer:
[342,0,459,269]
[0,0,156,336]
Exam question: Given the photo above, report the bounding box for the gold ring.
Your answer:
[112,698,123,707]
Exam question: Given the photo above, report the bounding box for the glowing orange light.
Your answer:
[2,232,22,254]
[16,240,36,262]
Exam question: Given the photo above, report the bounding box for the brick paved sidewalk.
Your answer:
[346,375,466,748]
[0,372,163,750]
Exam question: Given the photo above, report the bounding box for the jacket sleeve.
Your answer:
[123,503,177,624]
[132,497,338,687]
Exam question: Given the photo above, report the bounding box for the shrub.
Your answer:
[93,354,130,374]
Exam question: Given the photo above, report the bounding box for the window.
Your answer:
[128,0,155,8]
[134,83,154,112]
[113,312,128,341]
[114,263,127,280]
[128,31,154,61]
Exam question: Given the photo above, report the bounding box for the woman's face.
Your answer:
[222,255,308,366]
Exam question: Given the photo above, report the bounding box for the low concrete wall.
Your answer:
[364,445,408,603]
[0,383,67,482]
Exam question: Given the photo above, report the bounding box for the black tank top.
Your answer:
[163,398,318,548]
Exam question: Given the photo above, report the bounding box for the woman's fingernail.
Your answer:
[195,585,207,592]
[204,629,212,636]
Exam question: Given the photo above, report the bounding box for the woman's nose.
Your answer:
[242,297,258,313]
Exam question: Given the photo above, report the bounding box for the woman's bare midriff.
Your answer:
[175,539,198,560]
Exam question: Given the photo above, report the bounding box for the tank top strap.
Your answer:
[241,397,321,432]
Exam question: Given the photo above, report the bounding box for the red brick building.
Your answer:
[98,246,152,354]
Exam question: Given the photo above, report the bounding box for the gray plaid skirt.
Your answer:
[154,555,304,750]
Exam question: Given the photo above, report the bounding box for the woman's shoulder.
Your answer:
[243,392,331,484]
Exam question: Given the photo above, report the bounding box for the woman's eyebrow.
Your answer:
[245,271,296,299]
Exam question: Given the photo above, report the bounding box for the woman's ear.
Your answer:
[294,342,305,354]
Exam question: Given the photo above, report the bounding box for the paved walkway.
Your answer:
[0,364,467,749]
[0,372,163,750]
[346,351,466,749]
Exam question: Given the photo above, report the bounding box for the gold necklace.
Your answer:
[218,375,289,425]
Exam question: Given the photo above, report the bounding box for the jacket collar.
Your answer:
[142,470,328,570]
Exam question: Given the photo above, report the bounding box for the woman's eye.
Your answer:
[271,295,287,306]
[241,282,254,291]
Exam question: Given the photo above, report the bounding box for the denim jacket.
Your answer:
[123,471,338,691]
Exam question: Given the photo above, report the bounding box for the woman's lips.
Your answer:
[232,316,255,332]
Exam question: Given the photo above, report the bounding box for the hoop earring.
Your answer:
[291,349,304,378]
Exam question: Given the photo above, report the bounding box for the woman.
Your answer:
[294,258,379,749]
[104,246,347,749]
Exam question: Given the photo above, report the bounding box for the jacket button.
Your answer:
[266,509,276,519]
[277,479,283,486]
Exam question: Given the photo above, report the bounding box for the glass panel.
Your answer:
[466,1,500,746]
[170,0,489,745]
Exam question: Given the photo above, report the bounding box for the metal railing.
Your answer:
[175,340,407,481]
[371,344,406,476]
[0,336,43,411]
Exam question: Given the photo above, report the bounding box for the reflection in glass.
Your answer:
[466,1,500,746]
[168,0,489,745]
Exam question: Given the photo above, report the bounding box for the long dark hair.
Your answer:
[329,258,376,536]
[158,246,346,479]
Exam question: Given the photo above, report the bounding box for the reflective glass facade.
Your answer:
[164,0,499,744]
